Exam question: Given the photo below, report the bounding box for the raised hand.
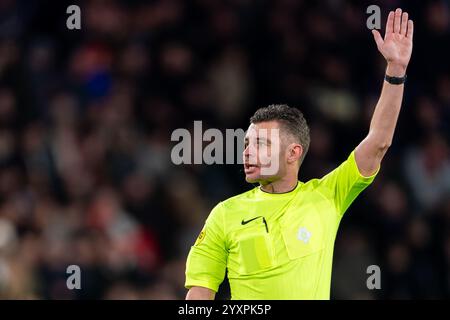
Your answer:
[372,8,413,76]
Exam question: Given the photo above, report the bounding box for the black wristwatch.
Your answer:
[385,73,407,85]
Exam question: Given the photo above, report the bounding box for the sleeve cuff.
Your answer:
[185,279,219,293]
[350,150,380,181]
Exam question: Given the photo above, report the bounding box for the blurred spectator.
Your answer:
[404,133,450,211]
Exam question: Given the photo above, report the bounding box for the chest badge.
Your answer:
[297,227,311,244]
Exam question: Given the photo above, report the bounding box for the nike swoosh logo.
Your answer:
[241,216,262,225]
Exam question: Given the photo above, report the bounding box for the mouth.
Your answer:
[244,163,259,173]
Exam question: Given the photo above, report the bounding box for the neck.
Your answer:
[260,175,298,194]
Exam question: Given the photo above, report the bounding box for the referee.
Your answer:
[185,9,413,300]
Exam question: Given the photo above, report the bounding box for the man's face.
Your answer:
[243,121,285,184]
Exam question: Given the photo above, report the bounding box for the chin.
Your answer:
[245,174,277,185]
[245,175,260,183]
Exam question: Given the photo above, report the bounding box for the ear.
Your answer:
[287,144,303,164]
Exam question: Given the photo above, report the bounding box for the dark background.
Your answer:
[0,0,449,299]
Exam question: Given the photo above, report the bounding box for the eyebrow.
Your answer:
[244,137,271,144]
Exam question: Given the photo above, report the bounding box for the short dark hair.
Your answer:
[250,104,310,164]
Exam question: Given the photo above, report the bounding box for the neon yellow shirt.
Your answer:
[185,150,379,299]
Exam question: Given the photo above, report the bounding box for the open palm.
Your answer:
[372,9,414,70]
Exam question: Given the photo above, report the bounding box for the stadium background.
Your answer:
[0,0,449,299]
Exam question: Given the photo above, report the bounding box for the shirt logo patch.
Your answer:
[195,229,206,246]
[297,227,311,244]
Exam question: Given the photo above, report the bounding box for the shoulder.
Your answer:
[206,187,258,220]
[219,187,259,210]
[299,177,335,200]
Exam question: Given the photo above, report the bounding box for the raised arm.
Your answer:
[355,8,413,176]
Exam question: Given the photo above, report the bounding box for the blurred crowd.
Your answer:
[0,0,449,299]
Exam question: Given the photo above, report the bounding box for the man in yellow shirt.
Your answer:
[185,9,413,300]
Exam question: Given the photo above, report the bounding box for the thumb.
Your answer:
[372,29,384,48]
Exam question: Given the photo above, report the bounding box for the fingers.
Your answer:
[400,12,408,36]
[407,19,414,39]
[386,11,394,34]
[394,8,402,34]
[388,8,413,39]
[372,29,384,48]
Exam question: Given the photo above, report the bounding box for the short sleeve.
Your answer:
[318,150,379,216]
[185,202,228,292]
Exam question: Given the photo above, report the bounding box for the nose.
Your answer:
[243,141,258,163]
[243,144,250,160]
